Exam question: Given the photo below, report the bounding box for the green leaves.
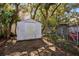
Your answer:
[48,16,57,27]
[1,11,12,25]
[44,3,56,11]
[0,4,16,37]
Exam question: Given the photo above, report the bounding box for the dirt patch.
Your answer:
[0,37,79,56]
[4,37,56,56]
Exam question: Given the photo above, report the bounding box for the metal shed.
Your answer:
[16,19,42,40]
[57,24,69,38]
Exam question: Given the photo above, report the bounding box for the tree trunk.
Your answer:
[43,10,49,35]
[11,3,19,35]
[7,3,20,39]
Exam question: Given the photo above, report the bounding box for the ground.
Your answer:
[0,37,79,56]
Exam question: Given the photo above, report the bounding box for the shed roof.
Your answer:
[19,19,42,24]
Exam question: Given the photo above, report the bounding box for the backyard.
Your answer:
[0,3,79,56]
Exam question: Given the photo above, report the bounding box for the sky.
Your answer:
[71,8,79,12]
[75,8,79,12]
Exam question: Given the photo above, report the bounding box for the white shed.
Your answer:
[16,19,42,40]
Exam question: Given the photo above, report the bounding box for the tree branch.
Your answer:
[39,9,45,32]
[50,3,61,17]
[32,4,41,19]
[40,9,46,19]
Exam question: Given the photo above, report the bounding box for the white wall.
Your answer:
[68,26,79,33]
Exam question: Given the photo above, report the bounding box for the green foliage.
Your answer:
[48,16,57,27]
[1,11,13,24]
[0,3,19,38]
[0,11,12,37]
